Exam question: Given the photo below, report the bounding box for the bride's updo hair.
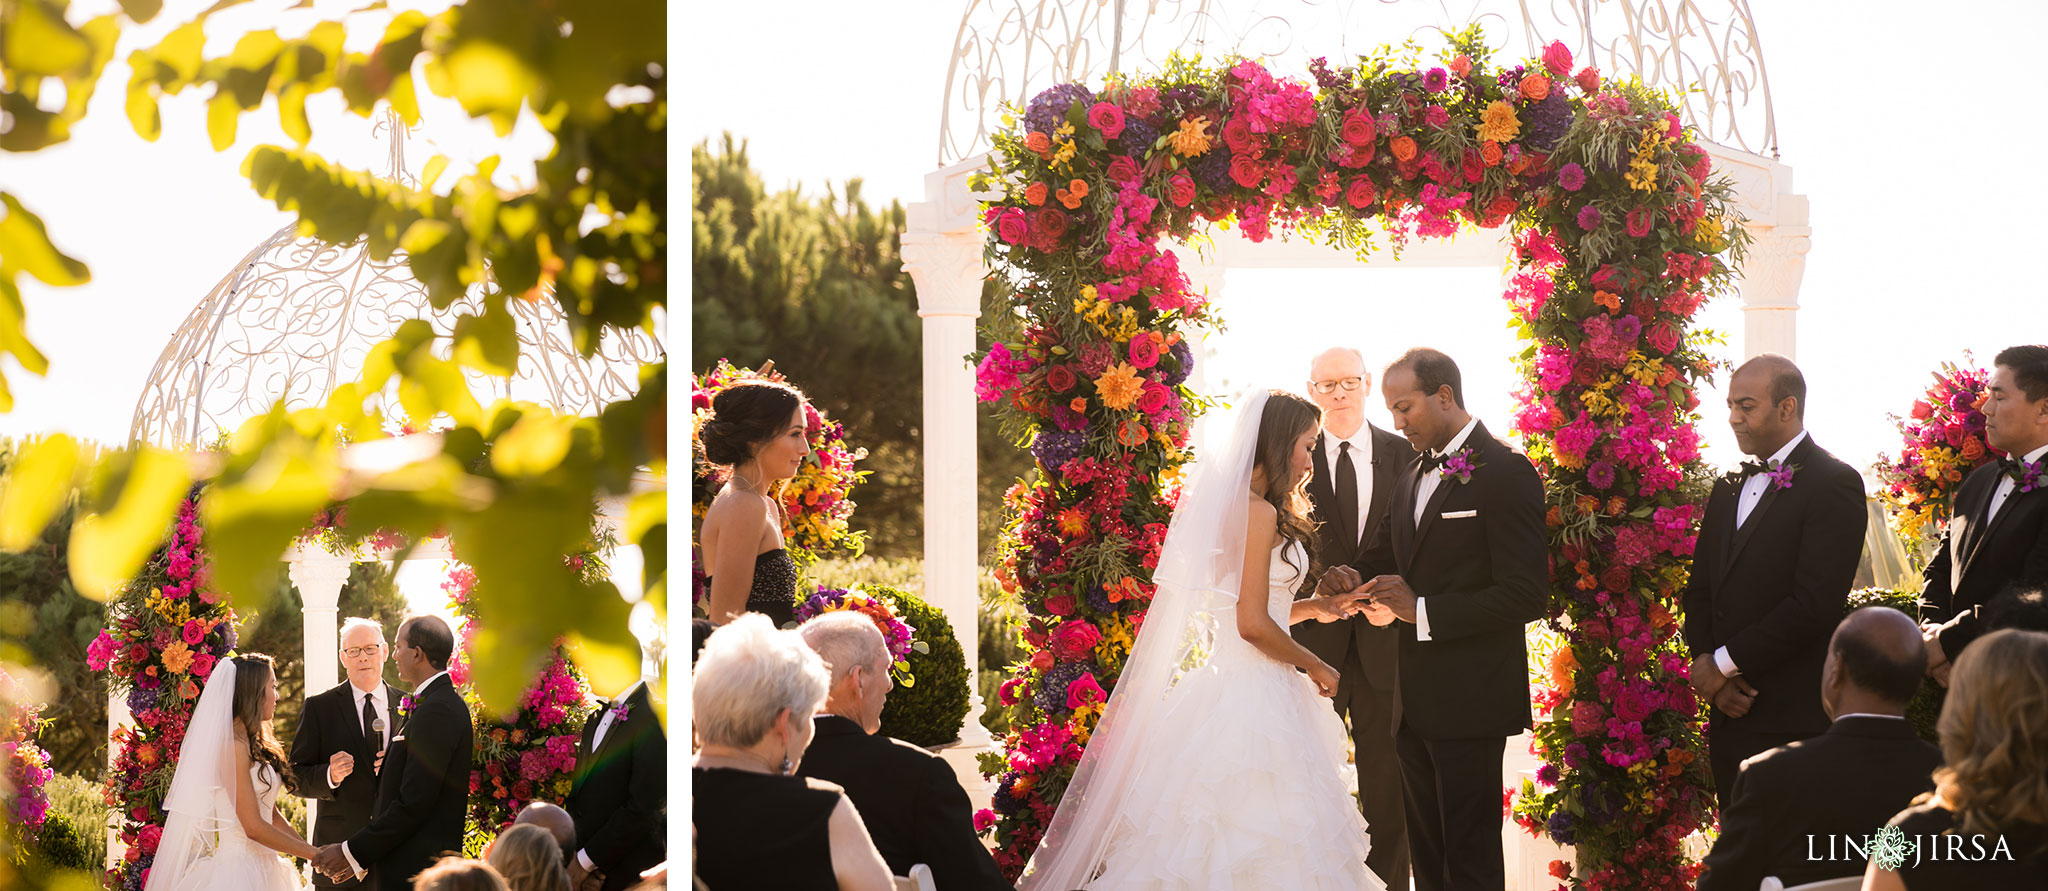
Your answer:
[1254,390,1321,571]
[231,653,298,794]
[698,380,807,467]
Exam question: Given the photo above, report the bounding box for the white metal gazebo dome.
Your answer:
[128,115,664,449]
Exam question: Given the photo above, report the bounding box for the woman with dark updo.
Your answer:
[698,379,812,626]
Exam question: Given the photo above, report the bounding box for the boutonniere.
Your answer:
[609,699,631,723]
[398,694,417,716]
[1438,446,1481,486]
[1764,460,1799,492]
[2003,455,2046,494]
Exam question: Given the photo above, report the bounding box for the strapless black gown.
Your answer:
[707,547,799,626]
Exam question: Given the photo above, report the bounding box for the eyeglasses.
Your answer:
[1310,377,1364,395]
[342,646,383,658]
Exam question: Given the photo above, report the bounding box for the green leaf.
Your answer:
[202,444,335,610]
[154,20,207,84]
[625,490,663,596]
[278,82,311,145]
[420,154,448,191]
[6,1,91,75]
[118,0,165,23]
[0,434,80,552]
[451,300,518,376]
[125,66,162,141]
[206,91,239,150]
[489,411,574,478]
[69,448,192,600]
[0,194,91,290]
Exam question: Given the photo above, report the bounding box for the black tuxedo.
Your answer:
[564,682,666,891]
[1683,435,1866,804]
[1295,423,1413,885]
[796,716,1011,891]
[1919,456,2048,657]
[1383,420,1547,891]
[291,680,402,889]
[1697,716,1942,891]
[345,674,473,891]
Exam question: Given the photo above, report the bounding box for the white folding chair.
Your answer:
[1761,875,1864,891]
[892,863,937,891]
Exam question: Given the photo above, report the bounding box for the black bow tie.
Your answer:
[1737,459,1770,478]
[1419,451,1447,472]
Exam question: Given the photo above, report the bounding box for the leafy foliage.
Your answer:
[868,584,972,748]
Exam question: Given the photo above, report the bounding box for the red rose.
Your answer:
[1107,155,1141,184]
[996,208,1028,244]
[1345,177,1377,209]
[1167,172,1197,207]
[1228,154,1263,188]
[1066,672,1106,709]
[1087,102,1126,139]
[1047,365,1077,393]
[1222,116,1255,153]
[1575,66,1601,95]
[1029,649,1055,670]
[1542,40,1573,76]
[129,643,149,664]
[1137,381,1170,415]
[1487,195,1517,218]
[1046,594,1075,616]
[1647,321,1680,355]
[1600,565,1632,593]
[1339,111,1376,146]
[1461,150,1484,184]
[1050,620,1103,660]
[1034,207,1069,240]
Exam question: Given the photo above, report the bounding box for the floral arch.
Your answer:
[954,30,1752,887]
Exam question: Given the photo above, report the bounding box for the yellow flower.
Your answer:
[1476,100,1520,143]
[1170,116,1213,157]
[1093,363,1145,411]
[1056,507,1091,539]
[161,641,194,676]
[1080,284,1098,301]
[1692,215,1727,252]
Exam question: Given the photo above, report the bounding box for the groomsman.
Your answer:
[1682,355,1866,808]
[1355,348,1547,891]
[1295,346,1413,886]
[565,674,666,891]
[290,618,402,890]
[1921,344,2048,679]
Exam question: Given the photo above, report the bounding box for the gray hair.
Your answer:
[339,617,385,642]
[1308,346,1367,376]
[693,614,830,748]
[798,611,889,682]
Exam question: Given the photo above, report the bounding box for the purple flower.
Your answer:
[1085,583,1114,613]
[1576,204,1603,230]
[1556,162,1586,192]
[1522,90,1571,152]
[1193,144,1233,191]
[1035,661,1093,715]
[1536,763,1560,786]
[1423,67,1449,92]
[1119,117,1161,156]
[1030,431,1087,474]
[1586,460,1616,490]
[1024,83,1095,137]
[1162,340,1194,385]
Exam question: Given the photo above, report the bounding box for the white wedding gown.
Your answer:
[152,763,304,891]
[1081,540,1385,890]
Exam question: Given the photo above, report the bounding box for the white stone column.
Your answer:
[902,202,994,749]
[288,546,352,833]
[1737,218,1810,361]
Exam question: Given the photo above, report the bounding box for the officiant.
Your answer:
[290,618,404,890]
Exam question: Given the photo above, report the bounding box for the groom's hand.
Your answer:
[1317,565,1363,596]
[312,844,351,881]
[1361,576,1417,623]
[1688,654,1729,700]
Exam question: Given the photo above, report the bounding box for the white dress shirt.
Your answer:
[577,681,647,873]
[1987,442,2048,525]
[1322,424,1376,546]
[1716,431,1809,678]
[330,681,388,790]
[1412,417,1480,642]
[343,671,451,878]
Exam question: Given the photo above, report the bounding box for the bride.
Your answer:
[147,653,318,891]
[1019,389,1389,890]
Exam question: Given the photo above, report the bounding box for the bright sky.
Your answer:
[681,0,2047,484]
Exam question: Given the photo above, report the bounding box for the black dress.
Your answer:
[693,767,842,890]
[706,548,799,627]
[1888,800,2048,890]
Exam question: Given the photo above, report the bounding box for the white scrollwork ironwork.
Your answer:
[939,0,1773,165]
[129,112,663,450]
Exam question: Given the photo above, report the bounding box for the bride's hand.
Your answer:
[1307,661,1340,698]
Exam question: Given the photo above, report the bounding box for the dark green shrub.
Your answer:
[872,584,971,748]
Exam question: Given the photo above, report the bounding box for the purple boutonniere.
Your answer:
[610,700,631,723]
[398,694,417,715]
[2007,456,2046,494]
[1765,460,1798,492]
[1439,446,1481,486]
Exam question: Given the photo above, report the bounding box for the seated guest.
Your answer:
[1868,629,2048,890]
[414,857,510,891]
[691,615,893,891]
[511,802,577,865]
[1698,607,1943,890]
[795,613,1012,890]
[488,823,572,891]
[1982,584,2048,633]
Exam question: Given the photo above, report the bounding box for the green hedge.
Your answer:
[869,584,972,748]
[1845,587,1944,744]
[40,772,106,872]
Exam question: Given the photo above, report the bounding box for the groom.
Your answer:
[314,615,473,891]
[1358,348,1547,891]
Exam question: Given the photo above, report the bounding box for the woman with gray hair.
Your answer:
[691,614,893,891]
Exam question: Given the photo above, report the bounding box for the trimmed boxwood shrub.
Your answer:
[1845,587,1944,744]
[871,584,972,748]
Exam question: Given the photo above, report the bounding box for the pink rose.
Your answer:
[1626,206,1653,238]
[1221,116,1255,153]
[1088,102,1126,139]
[1570,701,1606,737]
[182,619,204,646]
[1575,67,1601,95]
[1045,594,1075,617]
[1339,111,1376,146]
[1167,172,1197,207]
[1542,40,1573,76]
[1066,672,1106,709]
[975,808,997,833]
[997,678,1024,706]
[1129,336,1161,369]
[1346,178,1377,209]
[191,653,216,681]
[1050,620,1103,660]
[1646,321,1680,355]
[1137,381,1170,415]
[1614,686,1655,722]
[1029,649,1056,671]
[1228,154,1263,189]
[996,208,1028,244]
